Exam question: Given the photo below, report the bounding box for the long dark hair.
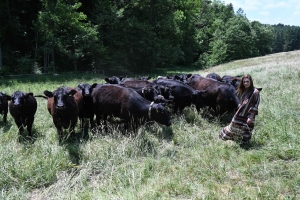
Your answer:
[237,74,254,97]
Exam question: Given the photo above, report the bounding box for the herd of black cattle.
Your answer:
[0,73,246,140]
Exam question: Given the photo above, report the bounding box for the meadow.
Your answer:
[1,50,300,199]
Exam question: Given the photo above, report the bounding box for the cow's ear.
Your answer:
[186,74,192,78]
[91,83,98,88]
[68,89,77,96]
[44,90,54,97]
[257,87,262,91]
[120,76,123,81]
[26,93,34,97]
[5,95,11,100]
[77,83,83,88]
[104,78,109,83]
[147,76,151,80]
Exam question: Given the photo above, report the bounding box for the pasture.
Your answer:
[1,50,300,199]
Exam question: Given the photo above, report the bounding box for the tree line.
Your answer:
[0,0,300,75]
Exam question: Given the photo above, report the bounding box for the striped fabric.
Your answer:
[220,88,260,143]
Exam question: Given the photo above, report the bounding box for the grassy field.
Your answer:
[1,50,300,199]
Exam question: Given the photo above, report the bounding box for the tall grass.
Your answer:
[1,50,300,199]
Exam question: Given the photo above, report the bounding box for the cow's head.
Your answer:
[156,85,174,102]
[173,74,188,83]
[0,92,11,106]
[10,91,33,108]
[149,102,172,126]
[44,87,76,109]
[77,83,98,97]
[142,85,160,101]
[105,76,123,84]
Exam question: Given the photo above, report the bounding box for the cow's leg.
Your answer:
[89,116,95,129]
[26,116,34,137]
[15,118,24,135]
[3,112,7,123]
[54,121,63,141]
[95,114,101,127]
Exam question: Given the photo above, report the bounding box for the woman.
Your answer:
[219,74,260,144]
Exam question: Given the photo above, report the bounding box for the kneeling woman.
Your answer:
[220,74,260,144]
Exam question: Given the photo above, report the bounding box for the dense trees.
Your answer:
[0,0,299,75]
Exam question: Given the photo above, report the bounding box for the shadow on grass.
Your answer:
[58,127,91,166]
[18,128,38,144]
[0,121,13,133]
[240,139,265,150]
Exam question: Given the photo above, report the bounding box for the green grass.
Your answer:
[1,50,300,199]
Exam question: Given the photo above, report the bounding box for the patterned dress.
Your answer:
[219,88,260,143]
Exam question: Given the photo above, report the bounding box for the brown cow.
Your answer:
[44,86,83,141]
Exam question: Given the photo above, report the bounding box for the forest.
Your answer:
[1,0,300,75]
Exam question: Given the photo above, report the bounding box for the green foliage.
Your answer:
[35,0,99,72]
[1,0,300,73]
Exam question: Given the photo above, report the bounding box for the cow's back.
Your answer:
[188,74,239,114]
[92,85,148,120]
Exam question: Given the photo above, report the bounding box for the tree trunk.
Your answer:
[51,48,55,71]
[0,42,2,69]
[44,50,48,73]
[73,61,77,71]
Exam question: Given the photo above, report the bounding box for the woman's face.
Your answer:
[243,78,251,89]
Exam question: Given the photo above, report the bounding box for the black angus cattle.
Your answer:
[187,74,239,115]
[44,86,83,140]
[0,92,11,123]
[153,79,207,113]
[120,80,173,103]
[9,91,37,136]
[221,75,241,89]
[91,84,171,131]
[124,84,168,103]
[206,73,222,82]
[76,83,98,129]
[156,85,174,102]
[167,74,189,84]
[105,76,123,84]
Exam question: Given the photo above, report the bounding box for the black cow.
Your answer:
[76,83,98,129]
[91,84,171,131]
[0,92,11,123]
[172,74,189,83]
[44,86,83,140]
[156,85,174,102]
[120,80,172,103]
[105,76,123,84]
[124,84,167,103]
[221,75,241,89]
[153,79,207,113]
[9,91,37,136]
[206,73,222,82]
[187,74,239,115]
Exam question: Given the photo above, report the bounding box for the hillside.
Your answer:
[1,50,300,199]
